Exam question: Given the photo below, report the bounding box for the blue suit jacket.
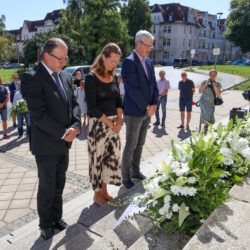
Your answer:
[9,82,18,103]
[121,51,159,117]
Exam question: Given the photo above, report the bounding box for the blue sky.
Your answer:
[2,0,231,30]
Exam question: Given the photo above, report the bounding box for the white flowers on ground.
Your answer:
[171,185,181,196]
[172,162,190,177]
[170,185,197,197]
[241,148,250,160]
[164,195,171,203]
[187,177,197,184]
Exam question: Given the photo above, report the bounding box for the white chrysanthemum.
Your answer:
[163,202,170,211]
[159,207,165,216]
[165,211,173,219]
[223,156,234,166]
[241,147,250,160]
[172,203,180,212]
[164,195,171,203]
[231,137,248,153]
[180,186,189,196]
[187,177,197,184]
[171,185,181,196]
[220,147,232,157]
[174,165,190,177]
[187,187,197,196]
[171,161,180,170]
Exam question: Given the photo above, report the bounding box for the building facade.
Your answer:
[150,3,240,65]
[8,9,62,59]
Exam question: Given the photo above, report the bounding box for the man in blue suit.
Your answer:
[121,30,159,189]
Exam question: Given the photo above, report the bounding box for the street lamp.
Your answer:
[217,12,223,63]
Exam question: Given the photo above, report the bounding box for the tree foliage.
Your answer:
[60,0,131,62]
[0,15,6,35]
[121,0,152,45]
[23,31,85,66]
[225,0,250,53]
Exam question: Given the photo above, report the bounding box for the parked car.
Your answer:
[173,58,189,68]
[190,60,203,66]
[3,63,24,69]
[233,60,246,66]
[115,67,121,76]
[63,65,91,79]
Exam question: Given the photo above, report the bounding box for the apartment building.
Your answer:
[150,3,240,65]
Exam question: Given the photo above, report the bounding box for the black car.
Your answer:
[173,58,189,68]
[190,60,203,66]
[63,65,91,79]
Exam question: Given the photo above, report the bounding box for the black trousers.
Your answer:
[35,150,69,229]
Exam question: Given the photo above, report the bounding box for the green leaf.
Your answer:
[162,161,171,175]
[217,123,223,138]
[233,175,243,183]
[227,119,234,131]
[153,188,170,199]
[210,169,224,179]
[179,202,190,227]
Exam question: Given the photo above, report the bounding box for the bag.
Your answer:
[210,84,223,106]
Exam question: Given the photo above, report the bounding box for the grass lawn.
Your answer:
[199,65,250,91]
[0,69,19,84]
[199,65,250,79]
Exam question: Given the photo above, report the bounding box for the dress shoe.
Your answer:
[153,121,160,126]
[54,219,68,231]
[40,227,55,240]
[122,179,135,189]
[131,173,147,181]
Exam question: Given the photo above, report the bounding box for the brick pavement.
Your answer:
[0,72,248,237]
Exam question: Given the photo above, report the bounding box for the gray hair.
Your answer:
[39,37,67,61]
[209,69,217,75]
[135,30,154,43]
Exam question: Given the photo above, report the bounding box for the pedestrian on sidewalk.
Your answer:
[121,30,159,189]
[118,75,125,107]
[75,80,87,126]
[21,38,81,240]
[153,70,171,127]
[85,43,123,206]
[177,72,195,131]
[199,69,222,132]
[13,82,31,139]
[8,74,19,127]
[0,76,9,139]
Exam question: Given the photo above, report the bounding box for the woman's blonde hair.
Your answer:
[91,43,121,77]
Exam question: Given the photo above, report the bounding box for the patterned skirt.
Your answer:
[87,115,122,191]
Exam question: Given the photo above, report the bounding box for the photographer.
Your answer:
[199,69,222,132]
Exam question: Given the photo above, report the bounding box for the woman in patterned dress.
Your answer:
[199,69,222,132]
[85,43,123,206]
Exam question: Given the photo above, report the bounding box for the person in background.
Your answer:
[199,69,222,133]
[21,38,81,240]
[121,30,158,189]
[73,71,82,89]
[9,74,19,127]
[76,80,88,126]
[118,75,125,106]
[85,43,123,206]
[153,70,171,127]
[0,76,9,139]
[177,72,195,131]
[13,82,31,139]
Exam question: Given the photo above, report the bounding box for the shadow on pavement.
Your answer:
[152,125,168,138]
[177,128,191,141]
[0,135,28,152]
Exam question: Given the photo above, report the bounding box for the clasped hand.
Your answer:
[63,127,79,142]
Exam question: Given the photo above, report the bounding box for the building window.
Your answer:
[153,26,156,34]
[213,32,215,38]
[163,51,169,59]
[167,26,171,33]
[167,39,171,46]
[189,40,191,47]
[190,27,192,34]
[163,26,167,33]
[204,30,206,37]
[212,43,214,49]
[163,39,166,46]
[202,42,206,49]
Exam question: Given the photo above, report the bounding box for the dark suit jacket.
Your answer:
[21,62,81,155]
[9,81,18,103]
[121,51,159,117]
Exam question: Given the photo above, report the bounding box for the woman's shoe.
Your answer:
[93,198,107,206]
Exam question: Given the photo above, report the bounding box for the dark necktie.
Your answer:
[52,73,67,101]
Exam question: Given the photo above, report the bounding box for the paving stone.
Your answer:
[3,208,32,223]
[13,191,33,200]
[16,183,36,192]
[3,178,22,185]
[0,210,6,220]
[0,192,14,201]
[229,177,250,203]
[0,168,12,174]
[20,177,37,185]
[7,172,24,179]
[9,199,30,209]
[28,198,37,210]
[0,185,18,193]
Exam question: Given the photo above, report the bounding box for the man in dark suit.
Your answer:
[21,38,81,240]
[121,30,159,189]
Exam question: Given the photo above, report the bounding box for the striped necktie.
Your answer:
[52,73,67,101]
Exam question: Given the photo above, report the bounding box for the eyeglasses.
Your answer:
[140,41,154,49]
[181,74,187,77]
[48,53,69,62]
[111,60,120,65]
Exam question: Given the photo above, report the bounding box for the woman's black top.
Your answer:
[85,72,122,118]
